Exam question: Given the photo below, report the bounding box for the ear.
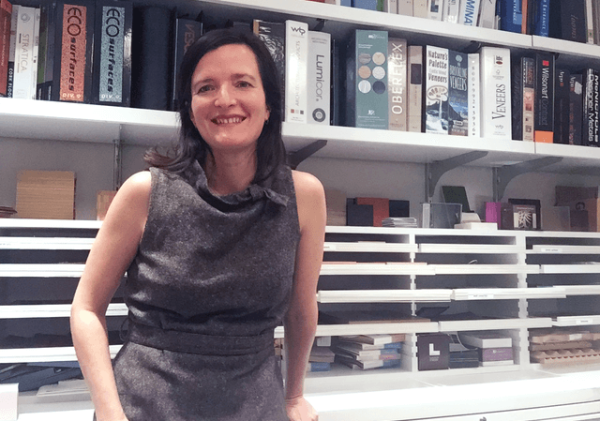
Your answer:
[265,106,270,122]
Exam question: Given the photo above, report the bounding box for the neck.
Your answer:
[204,150,257,196]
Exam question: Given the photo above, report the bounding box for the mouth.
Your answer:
[212,116,246,125]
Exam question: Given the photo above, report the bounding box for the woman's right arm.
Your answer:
[71,171,152,421]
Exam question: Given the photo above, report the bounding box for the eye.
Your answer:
[237,80,252,88]
[196,84,213,94]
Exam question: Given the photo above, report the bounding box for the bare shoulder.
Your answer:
[102,171,152,234]
[291,170,325,200]
[291,170,326,232]
[121,170,152,196]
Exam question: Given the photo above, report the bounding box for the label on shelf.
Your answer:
[323,244,336,251]
[467,294,495,300]
[539,247,562,253]
[575,318,593,325]
[569,334,584,340]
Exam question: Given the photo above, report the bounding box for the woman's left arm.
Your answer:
[284,170,327,421]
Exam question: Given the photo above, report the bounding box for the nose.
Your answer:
[214,84,236,107]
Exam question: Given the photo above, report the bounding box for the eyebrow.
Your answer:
[193,73,258,87]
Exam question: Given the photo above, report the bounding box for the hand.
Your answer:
[285,396,318,421]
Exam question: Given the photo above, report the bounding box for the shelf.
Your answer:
[438,317,553,332]
[314,322,439,337]
[451,287,567,301]
[0,304,127,319]
[324,242,416,253]
[540,264,600,274]
[0,98,179,146]
[283,122,537,166]
[552,315,600,327]
[531,35,600,67]
[0,264,85,278]
[530,245,600,254]
[419,244,522,254]
[320,263,434,276]
[430,264,539,275]
[558,285,600,296]
[0,345,121,364]
[0,219,101,230]
[317,289,452,303]
[0,237,94,250]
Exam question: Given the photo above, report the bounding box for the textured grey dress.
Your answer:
[112,161,300,421]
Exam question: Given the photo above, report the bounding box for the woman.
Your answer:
[71,27,325,421]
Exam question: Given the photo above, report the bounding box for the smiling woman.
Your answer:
[70,27,325,421]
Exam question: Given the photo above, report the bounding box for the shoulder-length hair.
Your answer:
[145,27,285,183]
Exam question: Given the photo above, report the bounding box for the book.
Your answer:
[498,0,522,33]
[534,52,554,143]
[335,355,401,370]
[0,0,11,97]
[478,0,497,28]
[447,50,468,136]
[527,0,550,36]
[47,1,95,103]
[479,46,512,140]
[30,7,40,101]
[383,0,398,12]
[586,0,595,44]
[336,338,404,350]
[584,68,600,147]
[35,3,50,100]
[569,73,583,145]
[169,13,202,110]
[253,20,285,117]
[356,197,389,226]
[5,2,17,97]
[553,68,570,144]
[522,57,535,141]
[398,0,413,15]
[12,5,37,100]
[16,170,76,220]
[319,310,427,325]
[387,37,407,131]
[459,331,513,348]
[131,5,173,110]
[307,31,331,125]
[340,333,406,345]
[332,343,401,359]
[285,20,309,123]
[549,0,586,43]
[413,0,429,17]
[445,0,460,23]
[459,0,481,26]
[309,345,335,363]
[480,359,514,366]
[511,57,523,141]
[467,53,480,137]
[424,45,449,134]
[428,0,444,20]
[92,0,133,107]
[345,29,388,129]
[407,45,423,132]
[306,361,331,372]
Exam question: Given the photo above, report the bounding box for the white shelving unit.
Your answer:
[3,0,600,420]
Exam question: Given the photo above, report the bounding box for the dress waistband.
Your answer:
[127,321,275,356]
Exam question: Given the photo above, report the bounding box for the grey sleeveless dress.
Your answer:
[112,161,300,421]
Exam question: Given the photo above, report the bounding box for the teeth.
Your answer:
[215,117,243,124]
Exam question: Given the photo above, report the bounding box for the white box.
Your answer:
[480,46,512,140]
[388,37,407,131]
[285,20,309,123]
[467,52,480,137]
[13,5,37,99]
[459,0,481,25]
[307,31,331,125]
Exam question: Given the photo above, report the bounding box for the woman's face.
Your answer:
[189,44,270,155]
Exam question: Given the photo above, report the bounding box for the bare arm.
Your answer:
[284,170,326,421]
[71,171,151,421]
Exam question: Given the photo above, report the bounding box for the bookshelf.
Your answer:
[3,0,600,420]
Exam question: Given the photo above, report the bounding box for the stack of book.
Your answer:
[332,334,404,370]
[459,331,514,366]
[308,343,335,372]
[15,170,76,220]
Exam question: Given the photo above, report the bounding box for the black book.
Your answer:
[131,5,174,110]
[569,73,583,145]
[47,1,95,103]
[92,0,133,107]
[35,3,50,100]
[252,20,285,118]
[553,68,570,144]
[548,0,586,43]
[511,58,523,141]
[582,68,599,147]
[533,52,554,143]
[171,13,203,111]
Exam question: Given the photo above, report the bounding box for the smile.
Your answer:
[212,117,246,124]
